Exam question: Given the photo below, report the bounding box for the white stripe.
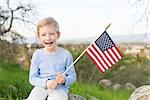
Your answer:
[90,46,109,70]
[104,51,115,65]
[93,43,111,67]
[108,49,119,62]
[112,47,122,59]
[87,49,105,72]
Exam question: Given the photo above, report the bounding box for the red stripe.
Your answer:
[107,49,117,63]
[103,51,113,67]
[110,47,119,61]
[88,47,106,71]
[92,44,110,67]
[114,45,123,57]
[85,50,104,73]
[111,47,120,60]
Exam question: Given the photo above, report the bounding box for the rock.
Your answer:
[24,93,85,100]
[113,83,121,91]
[119,66,126,70]
[68,94,85,100]
[129,85,150,100]
[99,79,112,87]
[86,94,98,100]
[125,82,136,91]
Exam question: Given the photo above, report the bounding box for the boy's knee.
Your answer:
[27,87,48,100]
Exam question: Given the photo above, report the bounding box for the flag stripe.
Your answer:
[109,48,119,62]
[92,44,109,69]
[104,51,115,65]
[102,52,113,67]
[112,47,122,59]
[107,49,117,63]
[86,50,105,72]
[89,46,108,70]
[111,47,121,60]
[114,45,123,57]
[93,43,112,67]
[88,47,106,71]
[86,49,105,72]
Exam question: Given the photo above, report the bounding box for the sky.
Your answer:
[31,0,132,40]
[1,0,150,41]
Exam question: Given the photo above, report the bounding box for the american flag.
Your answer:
[85,31,123,72]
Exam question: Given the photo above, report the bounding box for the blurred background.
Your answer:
[0,0,150,100]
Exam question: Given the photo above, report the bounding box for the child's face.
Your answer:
[38,25,60,51]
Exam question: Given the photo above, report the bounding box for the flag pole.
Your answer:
[105,23,111,31]
[63,23,111,75]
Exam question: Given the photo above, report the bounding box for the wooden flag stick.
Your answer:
[105,23,111,31]
[63,23,112,75]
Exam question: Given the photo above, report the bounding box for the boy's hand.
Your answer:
[46,80,58,89]
[55,73,65,84]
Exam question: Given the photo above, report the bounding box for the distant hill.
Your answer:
[59,33,150,44]
[25,33,150,44]
[111,33,150,44]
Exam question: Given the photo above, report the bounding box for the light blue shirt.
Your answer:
[29,47,77,93]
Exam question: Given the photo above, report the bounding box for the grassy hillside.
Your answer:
[0,61,132,100]
[0,42,150,100]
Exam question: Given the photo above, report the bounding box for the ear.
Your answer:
[57,32,60,39]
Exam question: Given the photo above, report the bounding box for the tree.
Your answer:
[0,0,35,40]
[0,0,35,66]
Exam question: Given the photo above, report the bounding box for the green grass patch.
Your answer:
[70,82,132,100]
[0,61,132,100]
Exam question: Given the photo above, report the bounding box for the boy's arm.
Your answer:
[29,52,47,88]
[29,66,48,88]
[63,53,77,86]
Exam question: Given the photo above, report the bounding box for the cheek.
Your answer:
[38,37,44,43]
[51,35,59,40]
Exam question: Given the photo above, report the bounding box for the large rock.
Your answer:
[68,94,85,100]
[129,85,150,100]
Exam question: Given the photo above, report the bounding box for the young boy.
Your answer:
[27,17,77,100]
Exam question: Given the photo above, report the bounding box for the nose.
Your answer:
[46,34,51,39]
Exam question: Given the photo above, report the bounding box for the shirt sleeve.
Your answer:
[29,51,47,88]
[64,52,77,86]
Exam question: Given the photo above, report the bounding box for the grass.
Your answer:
[0,62,32,100]
[0,61,132,100]
[70,82,132,100]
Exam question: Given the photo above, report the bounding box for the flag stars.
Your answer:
[96,32,115,52]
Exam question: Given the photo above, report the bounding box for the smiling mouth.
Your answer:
[45,42,53,45]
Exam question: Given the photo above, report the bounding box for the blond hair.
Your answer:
[36,17,59,36]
